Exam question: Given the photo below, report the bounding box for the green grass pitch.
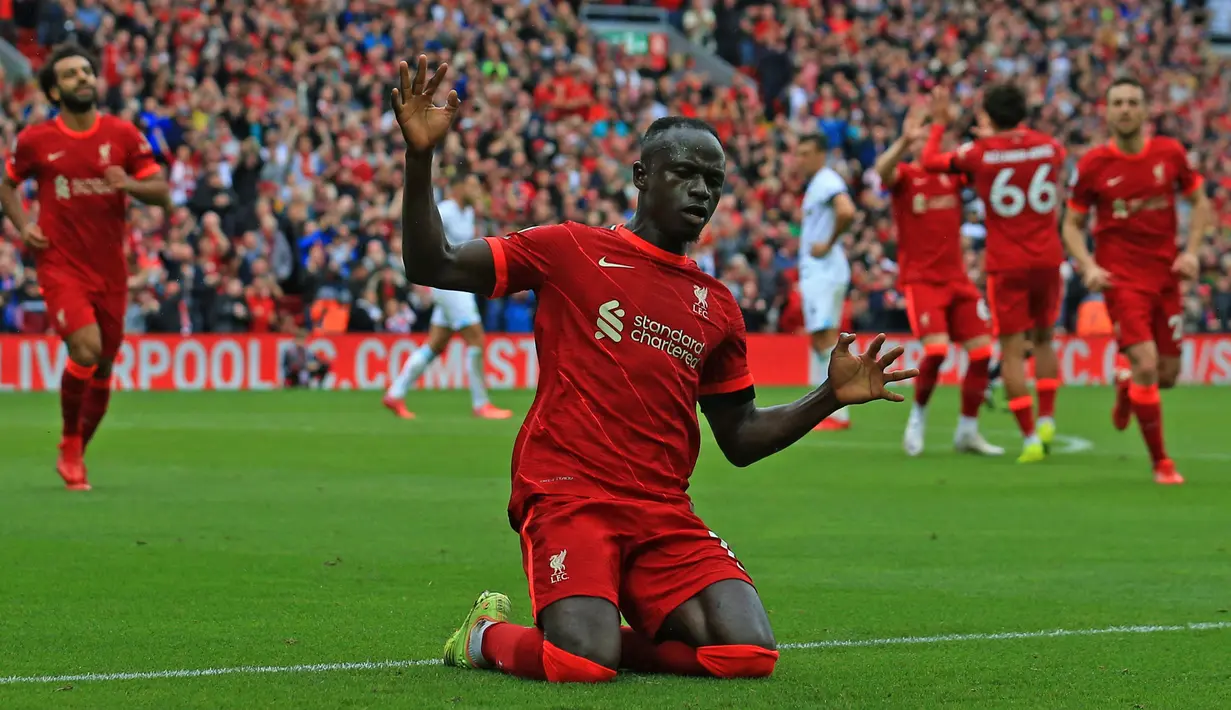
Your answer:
[1,386,1229,709]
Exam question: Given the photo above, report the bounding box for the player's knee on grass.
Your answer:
[659,580,777,651]
[539,597,622,672]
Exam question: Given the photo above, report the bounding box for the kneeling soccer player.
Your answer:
[389,56,919,682]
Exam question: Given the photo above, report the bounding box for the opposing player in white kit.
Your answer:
[383,175,513,420]
[796,134,856,431]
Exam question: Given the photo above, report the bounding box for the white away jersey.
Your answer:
[799,167,851,283]
[437,199,477,246]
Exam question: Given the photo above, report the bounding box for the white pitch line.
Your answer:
[2,621,1227,686]
[779,620,1231,650]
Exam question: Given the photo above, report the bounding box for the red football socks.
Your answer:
[1129,382,1167,464]
[1036,378,1059,419]
[81,377,112,449]
[619,628,778,678]
[695,645,779,679]
[542,640,617,683]
[481,623,616,682]
[961,345,992,417]
[1008,395,1035,437]
[481,622,546,680]
[619,627,707,675]
[914,344,947,406]
[61,360,97,438]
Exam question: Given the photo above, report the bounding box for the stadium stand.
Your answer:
[2,0,1230,338]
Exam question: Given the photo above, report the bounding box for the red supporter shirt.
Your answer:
[483,223,753,529]
[1067,137,1203,292]
[6,115,160,293]
[922,125,1065,273]
[891,163,968,285]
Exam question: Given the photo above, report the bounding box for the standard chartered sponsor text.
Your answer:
[631,314,704,369]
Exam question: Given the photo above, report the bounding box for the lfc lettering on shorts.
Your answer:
[549,550,569,584]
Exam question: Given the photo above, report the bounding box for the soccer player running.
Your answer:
[795,134,858,430]
[874,106,1002,457]
[0,44,170,490]
[1061,77,1210,485]
[391,56,917,683]
[921,85,1066,464]
[383,173,512,420]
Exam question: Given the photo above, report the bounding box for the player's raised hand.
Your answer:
[901,105,930,145]
[1171,251,1199,280]
[391,55,461,154]
[1081,262,1112,292]
[929,85,953,126]
[20,222,47,249]
[827,333,919,406]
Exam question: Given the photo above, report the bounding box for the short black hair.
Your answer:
[982,83,1028,130]
[1107,76,1145,97]
[39,43,99,105]
[798,134,828,151]
[640,116,720,158]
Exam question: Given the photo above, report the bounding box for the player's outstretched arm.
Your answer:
[701,334,918,468]
[873,106,928,187]
[395,55,496,295]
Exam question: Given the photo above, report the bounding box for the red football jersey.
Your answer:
[922,125,1066,273]
[483,223,753,529]
[1067,137,1203,291]
[6,114,159,293]
[891,162,967,285]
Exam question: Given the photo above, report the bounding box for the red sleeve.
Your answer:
[1065,153,1096,215]
[918,124,972,174]
[698,299,754,396]
[1172,141,1203,197]
[481,223,573,298]
[122,123,161,180]
[5,129,36,183]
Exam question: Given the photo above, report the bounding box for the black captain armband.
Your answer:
[698,385,756,411]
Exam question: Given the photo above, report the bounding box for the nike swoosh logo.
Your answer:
[1107,177,1123,186]
[48,152,65,161]
[598,257,633,269]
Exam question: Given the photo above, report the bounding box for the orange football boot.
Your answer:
[1153,459,1184,485]
[57,436,91,491]
[382,395,415,420]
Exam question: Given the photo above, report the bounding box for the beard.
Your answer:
[59,88,97,114]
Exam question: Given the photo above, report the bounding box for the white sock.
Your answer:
[813,348,849,421]
[1037,415,1055,427]
[911,403,926,421]
[466,345,489,409]
[956,415,978,436]
[387,345,436,399]
[1025,432,1042,446]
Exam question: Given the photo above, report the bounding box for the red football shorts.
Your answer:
[1103,284,1183,357]
[903,280,990,344]
[41,279,126,359]
[985,267,1062,337]
[519,495,754,640]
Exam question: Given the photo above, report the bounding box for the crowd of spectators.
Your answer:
[2,0,1231,339]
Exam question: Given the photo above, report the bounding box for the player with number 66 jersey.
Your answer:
[921,84,1066,464]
